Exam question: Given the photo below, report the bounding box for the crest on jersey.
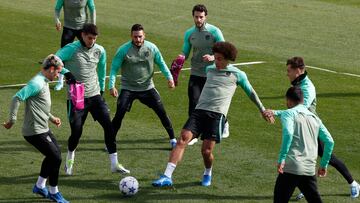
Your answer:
[225,72,231,76]
[205,34,211,40]
[144,51,150,57]
[94,50,101,58]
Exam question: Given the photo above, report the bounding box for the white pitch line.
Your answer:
[342,72,360,78]
[232,61,265,66]
[306,65,337,73]
[306,65,360,78]
[0,61,265,88]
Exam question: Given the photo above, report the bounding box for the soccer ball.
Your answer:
[119,176,139,196]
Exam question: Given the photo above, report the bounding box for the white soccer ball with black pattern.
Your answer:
[119,176,139,196]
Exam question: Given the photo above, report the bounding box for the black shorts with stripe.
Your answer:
[183,109,226,143]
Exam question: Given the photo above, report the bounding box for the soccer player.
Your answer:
[152,42,271,187]
[56,23,129,175]
[109,24,177,148]
[3,55,69,203]
[265,56,360,199]
[54,0,96,91]
[272,86,334,203]
[171,4,227,145]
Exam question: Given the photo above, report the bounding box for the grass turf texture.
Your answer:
[0,0,359,202]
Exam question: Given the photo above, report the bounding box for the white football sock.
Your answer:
[351,180,359,186]
[58,74,64,85]
[36,176,47,189]
[164,162,176,178]
[109,152,118,166]
[204,167,212,176]
[67,150,75,160]
[49,186,59,194]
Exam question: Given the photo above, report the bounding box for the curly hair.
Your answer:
[212,42,237,61]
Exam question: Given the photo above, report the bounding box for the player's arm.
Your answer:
[87,0,96,24]
[236,71,266,112]
[153,46,174,89]
[318,122,334,169]
[213,27,225,42]
[97,47,106,94]
[54,0,64,31]
[4,81,42,128]
[109,44,130,97]
[301,83,316,109]
[181,29,193,59]
[56,45,77,83]
[277,111,294,173]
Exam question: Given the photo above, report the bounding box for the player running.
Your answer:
[264,56,360,199]
[109,24,176,149]
[54,0,96,91]
[152,42,272,187]
[170,4,227,145]
[3,55,70,203]
[56,23,129,176]
[272,86,334,203]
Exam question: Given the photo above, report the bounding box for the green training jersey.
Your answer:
[182,23,225,77]
[196,64,265,116]
[278,104,334,176]
[109,40,173,91]
[56,40,106,98]
[274,74,317,116]
[55,0,96,30]
[9,72,55,136]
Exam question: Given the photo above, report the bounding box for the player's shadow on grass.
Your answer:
[0,197,49,203]
[0,173,39,185]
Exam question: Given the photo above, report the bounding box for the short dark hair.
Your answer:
[131,24,144,32]
[212,42,237,61]
[192,4,207,16]
[286,86,304,104]
[287,56,305,69]
[82,23,98,35]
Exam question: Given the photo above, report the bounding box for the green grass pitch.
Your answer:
[0,0,359,202]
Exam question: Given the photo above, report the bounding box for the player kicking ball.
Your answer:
[152,42,273,187]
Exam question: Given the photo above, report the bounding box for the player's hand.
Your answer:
[262,109,275,124]
[318,167,327,177]
[51,117,61,128]
[202,54,214,62]
[3,121,13,129]
[56,22,62,31]
[64,72,76,84]
[168,80,175,89]
[277,162,285,174]
[110,88,118,98]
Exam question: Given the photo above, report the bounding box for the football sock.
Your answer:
[109,152,118,166]
[204,168,212,176]
[67,150,75,161]
[164,162,176,178]
[351,180,358,186]
[36,176,47,188]
[58,74,64,85]
[49,186,59,194]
